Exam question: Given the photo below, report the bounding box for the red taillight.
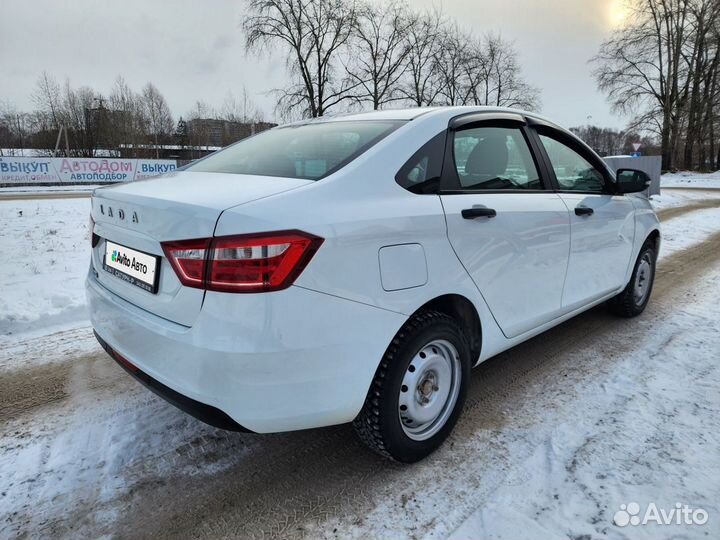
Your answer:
[162,238,211,288]
[161,231,322,293]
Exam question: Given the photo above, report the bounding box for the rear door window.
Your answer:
[186,120,404,180]
[448,126,543,190]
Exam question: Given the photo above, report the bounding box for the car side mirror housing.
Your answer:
[616,169,651,194]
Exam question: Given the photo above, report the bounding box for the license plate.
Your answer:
[103,240,160,293]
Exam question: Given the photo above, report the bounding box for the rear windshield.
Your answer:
[185,120,405,180]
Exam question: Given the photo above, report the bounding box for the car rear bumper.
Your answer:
[86,269,406,433]
[94,330,251,431]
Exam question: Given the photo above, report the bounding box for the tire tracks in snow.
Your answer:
[0,326,106,423]
[656,197,720,221]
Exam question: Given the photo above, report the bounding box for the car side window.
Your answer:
[538,134,606,193]
[395,132,446,194]
[450,126,542,191]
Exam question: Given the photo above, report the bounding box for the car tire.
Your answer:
[353,309,471,463]
[608,241,657,317]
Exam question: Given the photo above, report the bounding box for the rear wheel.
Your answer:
[353,310,471,463]
[609,242,657,317]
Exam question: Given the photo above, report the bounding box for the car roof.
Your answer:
[285,108,442,124]
[285,106,567,131]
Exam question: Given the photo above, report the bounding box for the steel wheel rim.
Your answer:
[398,339,461,441]
[633,253,653,305]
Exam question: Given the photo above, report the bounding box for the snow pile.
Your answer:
[662,170,720,188]
[0,198,91,335]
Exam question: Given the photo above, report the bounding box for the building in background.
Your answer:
[186,119,276,148]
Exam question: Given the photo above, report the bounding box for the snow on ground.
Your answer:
[0,198,91,336]
[659,207,720,258]
[662,170,720,188]
[649,187,719,211]
[448,275,720,539]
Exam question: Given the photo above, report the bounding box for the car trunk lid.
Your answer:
[90,171,312,326]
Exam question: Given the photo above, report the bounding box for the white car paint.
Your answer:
[440,192,570,338]
[86,106,660,433]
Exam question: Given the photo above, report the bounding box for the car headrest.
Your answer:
[465,136,509,177]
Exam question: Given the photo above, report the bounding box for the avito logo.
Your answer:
[110,249,148,274]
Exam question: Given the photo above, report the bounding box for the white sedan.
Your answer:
[87,107,659,462]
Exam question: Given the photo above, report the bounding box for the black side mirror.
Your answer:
[616,169,651,194]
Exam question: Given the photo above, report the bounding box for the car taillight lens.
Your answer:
[161,231,323,293]
[162,238,211,288]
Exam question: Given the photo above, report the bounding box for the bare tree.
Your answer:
[487,35,541,109]
[32,71,62,133]
[460,34,540,110]
[244,0,359,118]
[346,0,410,110]
[219,87,261,123]
[0,101,29,154]
[62,81,97,156]
[570,125,630,155]
[593,0,698,169]
[398,8,444,106]
[108,76,144,156]
[680,0,720,169]
[433,24,470,106]
[140,82,174,158]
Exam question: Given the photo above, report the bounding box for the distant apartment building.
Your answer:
[185,119,276,148]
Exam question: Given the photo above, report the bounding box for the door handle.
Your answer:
[462,207,497,219]
[575,206,594,217]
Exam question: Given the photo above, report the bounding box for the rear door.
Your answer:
[531,127,635,310]
[439,115,571,339]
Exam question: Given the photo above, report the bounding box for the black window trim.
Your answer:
[439,117,551,195]
[393,111,623,197]
[394,130,448,195]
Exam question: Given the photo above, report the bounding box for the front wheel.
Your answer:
[353,310,471,463]
[609,242,657,317]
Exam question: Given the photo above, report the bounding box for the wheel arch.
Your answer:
[645,228,661,255]
[410,294,482,363]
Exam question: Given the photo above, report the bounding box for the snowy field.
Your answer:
[1,173,719,539]
[0,198,90,336]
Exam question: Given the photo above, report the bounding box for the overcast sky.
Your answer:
[0,0,628,129]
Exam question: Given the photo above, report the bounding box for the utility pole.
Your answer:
[54,125,70,157]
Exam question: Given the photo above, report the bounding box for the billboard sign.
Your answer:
[0,157,177,185]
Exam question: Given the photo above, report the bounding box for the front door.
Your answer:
[440,121,571,339]
[535,131,635,310]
